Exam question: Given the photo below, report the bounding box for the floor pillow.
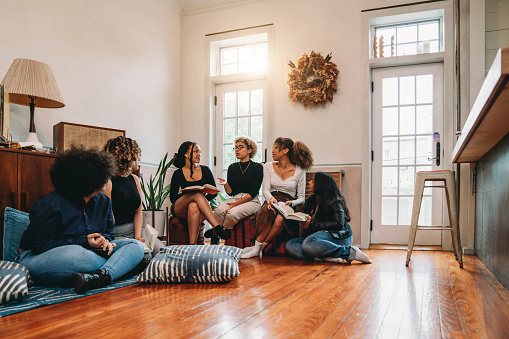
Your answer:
[0,260,33,305]
[3,207,30,262]
[137,245,242,283]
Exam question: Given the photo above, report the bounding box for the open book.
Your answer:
[271,202,310,222]
[142,223,158,253]
[182,184,219,195]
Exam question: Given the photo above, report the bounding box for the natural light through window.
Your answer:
[220,43,268,75]
[374,19,440,57]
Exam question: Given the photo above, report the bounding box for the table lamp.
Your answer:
[0,58,65,148]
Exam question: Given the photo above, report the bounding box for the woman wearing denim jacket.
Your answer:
[285,172,372,264]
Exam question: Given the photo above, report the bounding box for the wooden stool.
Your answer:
[406,170,463,268]
[224,215,257,248]
[167,216,205,245]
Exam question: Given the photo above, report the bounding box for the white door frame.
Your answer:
[371,63,444,245]
[360,2,455,249]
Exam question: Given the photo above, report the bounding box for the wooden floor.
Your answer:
[1,249,509,338]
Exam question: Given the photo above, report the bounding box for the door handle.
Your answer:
[427,142,440,166]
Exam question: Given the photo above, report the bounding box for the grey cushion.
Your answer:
[137,245,242,283]
[3,207,30,262]
[0,260,33,305]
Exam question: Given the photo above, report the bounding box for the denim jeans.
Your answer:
[286,231,353,261]
[18,239,144,286]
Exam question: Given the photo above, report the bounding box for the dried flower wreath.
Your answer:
[287,51,339,107]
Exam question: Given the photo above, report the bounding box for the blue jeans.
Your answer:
[18,239,144,286]
[286,231,353,261]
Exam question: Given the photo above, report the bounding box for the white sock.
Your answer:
[241,241,263,259]
[351,246,372,264]
[242,242,267,253]
[323,257,346,264]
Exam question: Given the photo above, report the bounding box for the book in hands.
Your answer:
[182,184,219,195]
[271,202,310,222]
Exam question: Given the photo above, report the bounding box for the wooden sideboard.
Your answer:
[0,148,57,258]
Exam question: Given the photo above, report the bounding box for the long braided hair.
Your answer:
[174,141,197,178]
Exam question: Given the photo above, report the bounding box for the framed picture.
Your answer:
[0,85,10,141]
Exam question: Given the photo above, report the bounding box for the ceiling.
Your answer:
[178,0,270,15]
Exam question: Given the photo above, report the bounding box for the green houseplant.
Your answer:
[140,153,175,210]
[140,153,175,235]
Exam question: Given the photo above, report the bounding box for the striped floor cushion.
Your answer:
[0,261,33,305]
[137,245,242,283]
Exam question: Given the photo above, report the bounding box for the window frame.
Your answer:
[206,25,274,179]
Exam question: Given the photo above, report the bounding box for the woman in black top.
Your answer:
[170,141,229,244]
[103,136,143,241]
[210,136,263,244]
[285,172,372,264]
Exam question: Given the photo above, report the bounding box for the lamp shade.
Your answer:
[1,58,65,108]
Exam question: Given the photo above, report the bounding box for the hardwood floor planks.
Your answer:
[435,250,465,338]
[444,252,508,338]
[1,250,509,338]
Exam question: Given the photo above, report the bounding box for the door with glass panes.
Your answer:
[371,63,444,245]
[215,80,266,181]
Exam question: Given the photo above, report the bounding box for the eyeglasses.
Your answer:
[234,145,247,151]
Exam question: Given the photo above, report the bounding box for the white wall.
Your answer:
[485,0,509,73]
[0,0,182,164]
[181,0,372,166]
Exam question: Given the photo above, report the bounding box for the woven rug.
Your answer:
[0,276,137,317]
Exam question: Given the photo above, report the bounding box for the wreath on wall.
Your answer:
[287,51,339,107]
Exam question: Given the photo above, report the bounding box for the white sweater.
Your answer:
[262,162,305,207]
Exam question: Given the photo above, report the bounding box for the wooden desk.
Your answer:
[452,47,509,163]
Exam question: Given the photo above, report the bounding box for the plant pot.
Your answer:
[142,210,167,236]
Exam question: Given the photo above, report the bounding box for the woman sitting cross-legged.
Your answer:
[18,146,145,294]
[103,136,164,256]
[241,137,313,259]
[285,172,372,264]
[210,136,263,244]
[169,141,230,244]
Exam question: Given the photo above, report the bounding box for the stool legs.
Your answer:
[406,171,463,268]
[406,174,425,266]
[445,173,463,268]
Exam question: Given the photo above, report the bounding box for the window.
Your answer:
[217,83,265,178]
[208,26,273,180]
[210,32,268,76]
[220,43,268,75]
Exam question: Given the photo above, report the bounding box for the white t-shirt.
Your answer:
[262,162,305,207]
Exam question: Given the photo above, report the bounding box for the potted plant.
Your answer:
[140,153,175,235]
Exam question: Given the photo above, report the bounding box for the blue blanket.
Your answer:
[0,277,137,317]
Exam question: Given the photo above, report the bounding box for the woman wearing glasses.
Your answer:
[241,137,313,259]
[211,136,264,244]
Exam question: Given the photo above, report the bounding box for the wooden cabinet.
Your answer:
[0,148,57,258]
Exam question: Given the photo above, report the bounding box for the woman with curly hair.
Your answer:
[286,172,372,264]
[18,146,144,293]
[103,136,144,241]
[241,137,313,259]
[210,136,263,244]
[170,141,229,244]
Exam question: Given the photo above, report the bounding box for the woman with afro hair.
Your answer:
[18,146,144,294]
